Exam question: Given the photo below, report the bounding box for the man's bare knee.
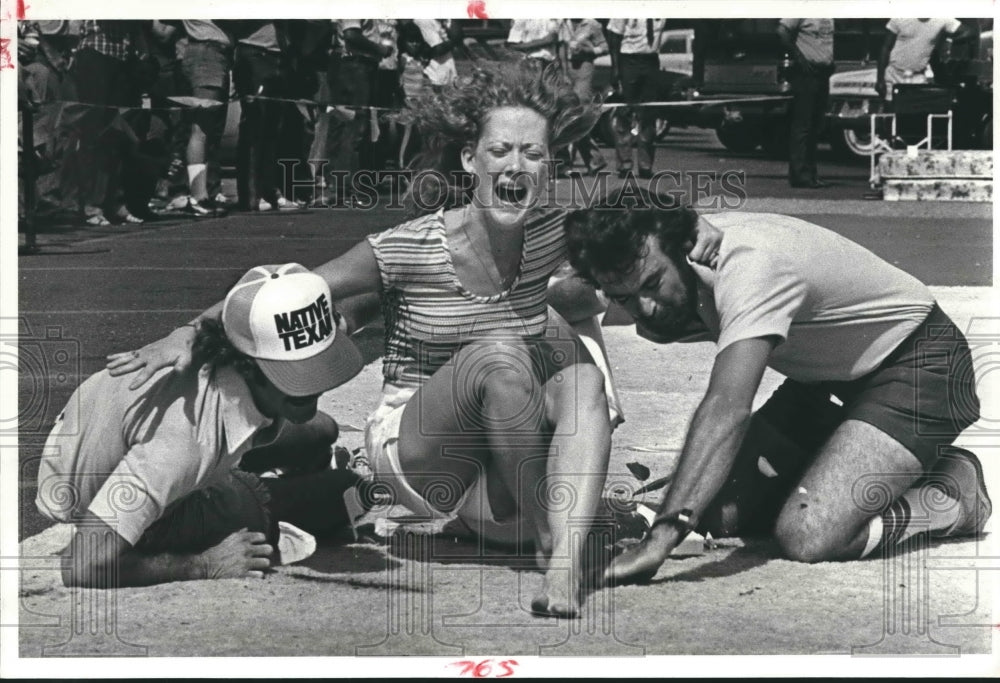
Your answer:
[774,505,841,563]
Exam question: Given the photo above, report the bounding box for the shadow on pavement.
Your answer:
[294,541,401,574]
[654,542,776,584]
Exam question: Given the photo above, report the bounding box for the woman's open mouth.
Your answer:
[494,183,530,205]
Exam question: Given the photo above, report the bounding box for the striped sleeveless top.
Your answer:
[367,207,568,388]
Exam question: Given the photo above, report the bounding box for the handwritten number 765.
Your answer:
[449,659,518,677]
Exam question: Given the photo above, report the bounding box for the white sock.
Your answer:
[900,484,960,537]
[186,163,207,200]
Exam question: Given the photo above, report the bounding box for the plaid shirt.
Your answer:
[78,20,135,61]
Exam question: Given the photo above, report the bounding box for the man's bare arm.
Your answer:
[62,513,272,588]
[606,336,776,583]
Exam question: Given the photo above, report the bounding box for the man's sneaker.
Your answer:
[930,447,992,538]
[258,198,274,211]
[180,196,215,217]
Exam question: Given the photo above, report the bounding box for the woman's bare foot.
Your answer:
[531,568,581,618]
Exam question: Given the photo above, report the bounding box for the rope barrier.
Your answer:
[17,92,794,115]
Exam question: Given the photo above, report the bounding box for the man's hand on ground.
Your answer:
[199,529,273,580]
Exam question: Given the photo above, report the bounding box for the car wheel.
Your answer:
[831,128,877,159]
[715,121,761,153]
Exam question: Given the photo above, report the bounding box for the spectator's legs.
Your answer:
[327,58,375,204]
[634,55,659,174]
[182,40,232,205]
[371,68,403,175]
[234,44,282,210]
[788,69,828,186]
[569,61,599,169]
[614,54,646,173]
[307,68,333,204]
[69,47,141,223]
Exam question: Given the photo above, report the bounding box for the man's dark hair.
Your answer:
[565,185,699,284]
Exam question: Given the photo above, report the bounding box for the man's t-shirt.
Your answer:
[36,365,277,545]
[506,19,560,62]
[637,213,935,382]
[606,18,666,55]
[887,18,962,74]
[778,18,835,66]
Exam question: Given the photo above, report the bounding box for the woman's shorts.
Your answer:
[364,382,515,538]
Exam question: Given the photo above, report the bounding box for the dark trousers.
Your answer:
[66,48,144,216]
[788,66,831,185]
[234,45,294,209]
[326,57,376,195]
[614,53,659,172]
[371,68,404,172]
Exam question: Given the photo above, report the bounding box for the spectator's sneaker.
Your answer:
[258,198,274,211]
[84,213,111,226]
[163,195,191,212]
[214,193,235,208]
[275,196,306,211]
[180,196,214,217]
[930,447,992,538]
[114,207,145,224]
[200,197,229,217]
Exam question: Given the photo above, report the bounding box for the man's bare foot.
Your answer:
[530,570,581,619]
[199,528,272,580]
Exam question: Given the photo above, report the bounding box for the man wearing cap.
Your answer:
[37,264,364,588]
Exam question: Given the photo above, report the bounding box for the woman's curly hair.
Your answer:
[402,58,602,216]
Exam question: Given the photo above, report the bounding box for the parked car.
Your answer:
[689,19,887,157]
[825,29,993,158]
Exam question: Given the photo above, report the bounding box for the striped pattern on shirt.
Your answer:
[367,207,568,388]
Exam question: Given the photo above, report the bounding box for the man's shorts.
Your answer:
[180,39,232,93]
[701,303,979,536]
[819,303,979,468]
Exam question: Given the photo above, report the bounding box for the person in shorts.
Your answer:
[564,186,991,584]
[37,264,364,587]
[174,20,234,215]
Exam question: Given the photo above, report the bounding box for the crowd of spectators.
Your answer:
[16,18,641,226]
